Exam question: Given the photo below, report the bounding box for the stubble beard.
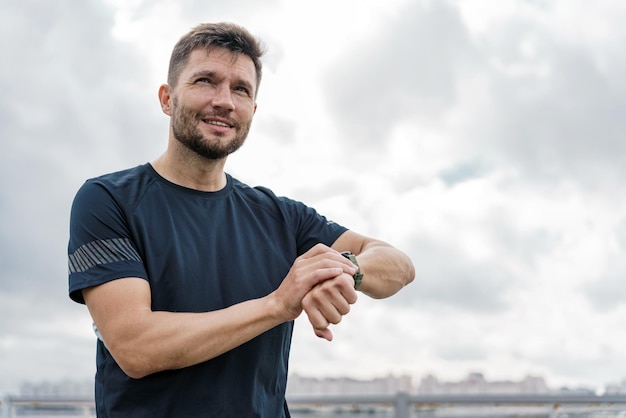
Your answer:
[171,98,251,160]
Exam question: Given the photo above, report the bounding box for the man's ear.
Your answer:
[158,84,172,116]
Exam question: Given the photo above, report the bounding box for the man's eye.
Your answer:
[196,78,211,84]
[235,86,250,95]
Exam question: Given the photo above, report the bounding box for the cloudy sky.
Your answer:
[2,0,626,396]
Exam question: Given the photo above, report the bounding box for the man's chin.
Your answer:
[189,141,245,161]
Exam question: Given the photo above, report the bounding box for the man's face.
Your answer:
[166,47,258,160]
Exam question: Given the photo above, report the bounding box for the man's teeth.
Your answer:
[206,120,229,127]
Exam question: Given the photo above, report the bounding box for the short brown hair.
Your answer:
[167,22,266,91]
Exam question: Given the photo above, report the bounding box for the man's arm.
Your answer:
[332,230,415,299]
[302,230,415,340]
[83,244,357,379]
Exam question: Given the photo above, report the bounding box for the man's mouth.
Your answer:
[203,119,231,128]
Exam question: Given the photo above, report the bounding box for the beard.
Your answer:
[170,97,252,160]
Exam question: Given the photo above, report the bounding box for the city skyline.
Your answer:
[6,370,625,399]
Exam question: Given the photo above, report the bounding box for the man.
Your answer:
[68,22,414,417]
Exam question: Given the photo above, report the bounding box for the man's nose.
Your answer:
[211,84,235,111]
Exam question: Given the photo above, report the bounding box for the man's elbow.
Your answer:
[404,262,416,287]
[108,342,157,379]
[120,363,152,380]
[383,260,415,298]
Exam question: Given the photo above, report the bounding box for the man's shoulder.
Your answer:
[230,176,297,208]
[228,177,321,232]
[87,163,152,189]
[74,163,156,211]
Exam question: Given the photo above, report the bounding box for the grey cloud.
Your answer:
[393,237,515,313]
[484,209,561,268]
[141,0,278,18]
[0,294,95,394]
[1,0,161,174]
[322,1,477,150]
[583,263,626,312]
[277,173,360,210]
[0,0,155,290]
[136,0,281,41]
[254,115,298,145]
[434,338,488,362]
[464,17,626,190]
[394,206,559,313]
[323,0,626,191]
[529,343,623,389]
[616,219,626,249]
[439,158,492,187]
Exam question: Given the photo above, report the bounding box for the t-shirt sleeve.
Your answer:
[278,196,348,255]
[67,180,148,304]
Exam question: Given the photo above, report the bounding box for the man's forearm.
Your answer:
[330,231,415,299]
[356,242,415,299]
[85,279,289,379]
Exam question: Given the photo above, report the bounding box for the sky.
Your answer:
[1,0,626,396]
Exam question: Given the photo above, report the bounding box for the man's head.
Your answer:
[167,22,265,93]
[159,23,264,162]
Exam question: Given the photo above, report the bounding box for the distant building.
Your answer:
[605,379,626,395]
[287,373,413,395]
[1,381,95,418]
[287,372,553,396]
[287,372,551,396]
[418,372,549,394]
[19,379,93,398]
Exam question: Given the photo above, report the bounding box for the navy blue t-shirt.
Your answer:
[68,163,347,417]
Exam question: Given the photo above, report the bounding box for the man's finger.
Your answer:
[314,327,333,341]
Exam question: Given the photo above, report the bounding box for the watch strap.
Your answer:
[340,251,363,290]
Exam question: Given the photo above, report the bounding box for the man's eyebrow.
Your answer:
[189,70,216,80]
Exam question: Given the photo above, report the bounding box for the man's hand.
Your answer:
[302,272,358,341]
[271,244,357,323]
[301,229,416,341]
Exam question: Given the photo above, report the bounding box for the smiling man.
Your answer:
[68,22,414,418]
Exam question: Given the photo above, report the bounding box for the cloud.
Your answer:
[439,158,493,187]
[322,0,477,149]
[455,2,626,191]
[480,27,626,189]
[393,235,516,313]
[584,261,626,312]
[320,0,626,193]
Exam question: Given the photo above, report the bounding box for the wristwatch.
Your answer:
[341,251,363,290]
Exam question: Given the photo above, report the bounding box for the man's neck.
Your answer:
[151,150,228,192]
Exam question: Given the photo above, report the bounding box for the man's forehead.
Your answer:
[183,47,256,81]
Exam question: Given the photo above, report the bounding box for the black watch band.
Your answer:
[341,251,363,290]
